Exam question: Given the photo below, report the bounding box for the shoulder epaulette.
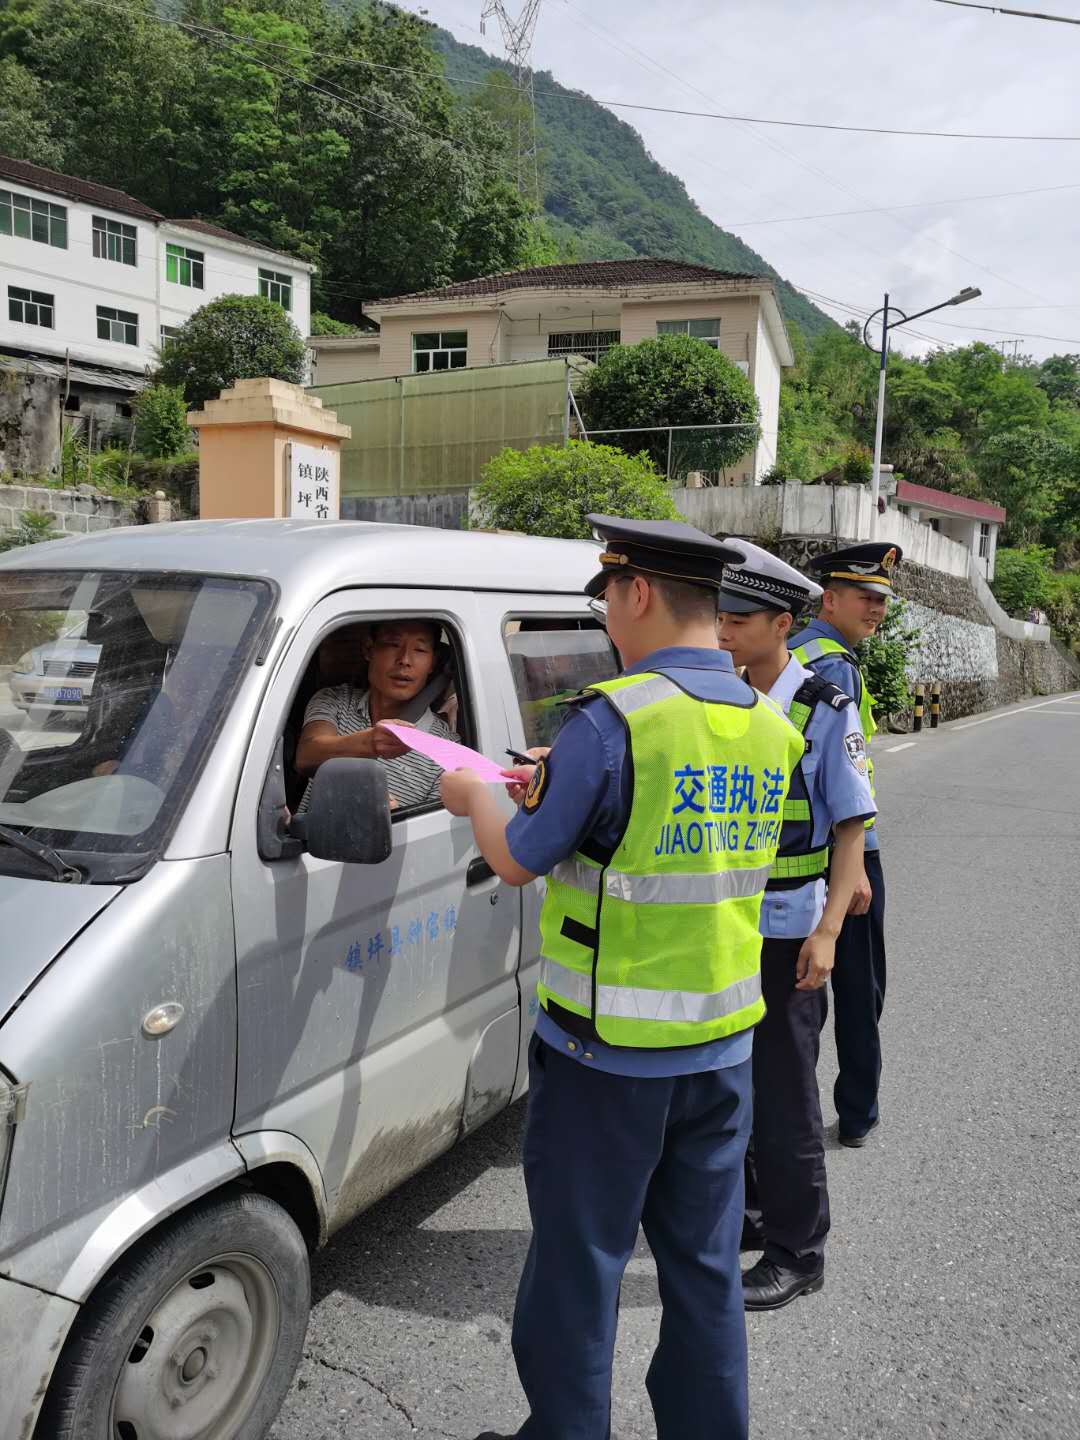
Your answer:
[793,672,853,714]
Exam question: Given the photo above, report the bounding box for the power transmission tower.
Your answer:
[480,0,542,209]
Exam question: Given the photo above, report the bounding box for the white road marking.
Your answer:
[952,693,1080,731]
[885,742,917,753]
[1025,708,1080,716]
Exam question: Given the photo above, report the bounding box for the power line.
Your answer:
[726,180,1080,228]
[932,0,1080,23]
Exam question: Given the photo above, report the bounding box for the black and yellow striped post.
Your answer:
[930,681,941,729]
[913,683,924,733]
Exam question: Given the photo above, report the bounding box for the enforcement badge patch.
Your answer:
[523,758,549,813]
[844,732,868,776]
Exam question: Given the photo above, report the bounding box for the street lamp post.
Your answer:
[863,286,982,536]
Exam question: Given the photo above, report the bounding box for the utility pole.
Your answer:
[863,286,982,537]
[480,0,542,209]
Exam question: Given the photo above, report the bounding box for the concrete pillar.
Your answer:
[187,378,351,520]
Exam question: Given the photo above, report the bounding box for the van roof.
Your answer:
[0,518,599,600]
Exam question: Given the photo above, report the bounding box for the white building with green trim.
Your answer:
[1,154,313,381]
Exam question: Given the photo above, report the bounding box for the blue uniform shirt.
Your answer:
[788,616,880,852]
[506,646,757,1078]
[758,657,876,941]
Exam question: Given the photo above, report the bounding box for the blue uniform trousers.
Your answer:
[744,937,830,1269]
[831,849,887,1136]
[511,1033,752,1440]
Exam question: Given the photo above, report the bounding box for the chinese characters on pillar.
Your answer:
[288,441,340,520]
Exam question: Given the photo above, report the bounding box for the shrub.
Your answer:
[310,311,359,337]
[578,334,760,477]
[0,509,59,552]
[857,597,920,718]
[991,545,1053,616]
[156,293,306,406]
[133,383,189,458]
[1044,571,1080,647]
[472,440,679,539]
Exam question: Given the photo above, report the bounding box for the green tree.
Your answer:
[990,546,1053,616]
[579,334,759,478]
[310,312,358,336]
[856,598,919,719]
[156,294,306,406]
[975,427,1064,543]
[472,440,678,538]
[27,0,208,215]
[884,363,958,447]
[1037,354,1080,406]
[0,0,40,60]
[132,384,190,459]
[0,56,62,166]
[981,369,1050,437]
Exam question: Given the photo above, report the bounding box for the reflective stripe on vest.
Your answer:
[771,847,829,880]
[539,955,763,1024]
[553,856,774,904]
[537,670,805,1049]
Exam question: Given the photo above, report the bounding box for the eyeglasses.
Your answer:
[587,597,608,626]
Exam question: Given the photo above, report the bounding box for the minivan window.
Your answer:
[504,619,619,749]
[0,569,272,879]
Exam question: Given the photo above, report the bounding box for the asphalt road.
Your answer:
[271,690,1080,1440]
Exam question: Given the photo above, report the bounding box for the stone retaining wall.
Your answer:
[0,483,170,534]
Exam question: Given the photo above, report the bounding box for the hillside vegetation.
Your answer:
[432,28,832,338]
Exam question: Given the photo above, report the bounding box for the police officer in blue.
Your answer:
[441,516,804,1440]
[716,541,876,1309]
[788,542,901,1147]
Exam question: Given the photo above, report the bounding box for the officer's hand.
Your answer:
[847,868,872,916]
[504,747,550,806]
[504,765,536,806]
[795,931,835,990]
[441,767,483,816]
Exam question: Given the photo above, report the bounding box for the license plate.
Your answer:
[42,686,82,703]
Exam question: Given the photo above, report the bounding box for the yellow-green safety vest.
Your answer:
[790,636,877,827]
[537,671,805,1050]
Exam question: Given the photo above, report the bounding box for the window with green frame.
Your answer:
[93,215,136,266]
[166,243,204,288]
[258,269,292,310]
[0,188,67,247]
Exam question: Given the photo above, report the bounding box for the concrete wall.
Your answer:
[0,369,60,475]
[674,481,974,578]
[341,489,468,529]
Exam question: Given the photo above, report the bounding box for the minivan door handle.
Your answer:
[467,857,496,886]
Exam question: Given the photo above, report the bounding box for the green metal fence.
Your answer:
[308,358,571,499]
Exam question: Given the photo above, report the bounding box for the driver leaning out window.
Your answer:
[295,619,456,813]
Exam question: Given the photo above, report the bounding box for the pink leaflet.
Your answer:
[379,723,512,782]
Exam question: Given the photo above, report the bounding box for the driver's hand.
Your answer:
[371,721,412,760]
[93,759,119,777]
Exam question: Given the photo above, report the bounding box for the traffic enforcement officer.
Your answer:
[788,541,902,1147]
[716,541,875,1310]
[441,515,804,1440]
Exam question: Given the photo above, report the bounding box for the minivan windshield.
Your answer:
[0,569,272,881]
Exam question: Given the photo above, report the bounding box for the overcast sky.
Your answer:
[408,0,1078,361]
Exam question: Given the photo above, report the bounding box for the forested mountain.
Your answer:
[431,28,832,338]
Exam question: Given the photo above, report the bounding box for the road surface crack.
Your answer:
[305,1349,418,1427]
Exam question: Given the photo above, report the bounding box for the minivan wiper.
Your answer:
[0,824,83,883]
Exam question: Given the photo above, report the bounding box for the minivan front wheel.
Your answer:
[39,1188,310,1440]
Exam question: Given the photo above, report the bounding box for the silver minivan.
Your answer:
[0,518,619,1440]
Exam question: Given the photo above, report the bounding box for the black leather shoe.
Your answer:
[742,1257,824,1311]
[838,1118,880,1148]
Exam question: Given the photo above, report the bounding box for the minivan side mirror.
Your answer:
[299,758,392,865]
